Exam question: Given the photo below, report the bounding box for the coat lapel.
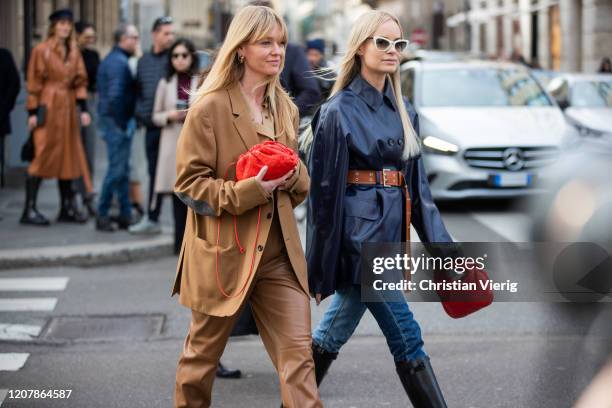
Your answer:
[167,74,178,111]
[227,84,259,151]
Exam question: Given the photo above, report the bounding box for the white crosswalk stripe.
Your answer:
[0,353,29,371]
[0,324,42,341]
[0,277,69,398]
[0,277,69,291]
[0,298,58,312]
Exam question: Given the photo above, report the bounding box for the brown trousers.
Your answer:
[174,255,322,407]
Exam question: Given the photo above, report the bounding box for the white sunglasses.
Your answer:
[368,36,409,52]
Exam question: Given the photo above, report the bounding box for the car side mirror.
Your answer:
[557,98,569,110]
[546,78,569,110]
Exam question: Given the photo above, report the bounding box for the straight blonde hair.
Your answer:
[193,5,297,139]
[330,10,420,159]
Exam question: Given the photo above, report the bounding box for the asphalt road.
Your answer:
[1,200,611,407]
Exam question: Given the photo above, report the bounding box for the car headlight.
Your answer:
[422,136,459,154]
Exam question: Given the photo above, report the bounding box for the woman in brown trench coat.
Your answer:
[21,9,92,226]
[172,6,322,408]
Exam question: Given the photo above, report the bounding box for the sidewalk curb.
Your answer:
[0,235,174,270]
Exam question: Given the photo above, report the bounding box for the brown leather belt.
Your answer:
[346,169,411,243]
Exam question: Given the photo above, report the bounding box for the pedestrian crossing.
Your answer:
[0,276,69,407]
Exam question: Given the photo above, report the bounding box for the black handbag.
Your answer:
[21,105,47,162]
[21,133,34,162]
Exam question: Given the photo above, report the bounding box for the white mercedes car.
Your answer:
[400,60,578,200]
[546,73,612,138]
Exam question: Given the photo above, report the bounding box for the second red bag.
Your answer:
[434,267,494,319]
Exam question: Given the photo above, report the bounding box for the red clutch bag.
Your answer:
[434,267,494,319]
[236,141,299,181]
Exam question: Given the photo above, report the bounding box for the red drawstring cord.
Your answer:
[215,162,262,298]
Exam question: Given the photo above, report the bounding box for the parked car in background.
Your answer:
[546,74,612,138]
[400,60,578,200]
[404,49,480,63]
[531,69,560,89]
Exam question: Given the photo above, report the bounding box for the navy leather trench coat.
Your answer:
[306,75,452,299]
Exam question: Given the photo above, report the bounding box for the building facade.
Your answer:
[443,0,612,72]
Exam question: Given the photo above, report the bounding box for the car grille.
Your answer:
[463,146,559,171]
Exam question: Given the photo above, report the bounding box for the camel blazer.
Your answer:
[172,83,310,317]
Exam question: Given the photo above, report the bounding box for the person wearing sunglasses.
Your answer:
[307,11,451,407]
[151,38,198,254]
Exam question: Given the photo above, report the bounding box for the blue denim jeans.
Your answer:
[312,285,427,362]
[97,116,132,218]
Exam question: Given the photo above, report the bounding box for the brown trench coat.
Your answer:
[172,83,310,317]
[26,37,92,188]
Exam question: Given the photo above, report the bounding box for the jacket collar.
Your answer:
[348,74,397,112]
[113,45,132,58]
[227,83,261,151]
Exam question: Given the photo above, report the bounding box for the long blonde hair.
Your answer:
[193,5,297,139]
[331,10,420,159]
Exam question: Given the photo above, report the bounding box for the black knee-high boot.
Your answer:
[396,356,447,408]
[57,179,88,223]
[312,343,338,386]
[281,344,338,407]
[20,176,49,226]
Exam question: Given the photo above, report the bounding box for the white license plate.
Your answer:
[491,173,532,187]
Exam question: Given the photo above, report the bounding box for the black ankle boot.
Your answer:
[312,343,338,386]
[395,356,447,408]
[57,180,88,223]
[20,176,50,226]
[216,362,241,379]
[83,193,97,217]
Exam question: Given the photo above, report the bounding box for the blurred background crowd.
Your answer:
[0,0,609,249]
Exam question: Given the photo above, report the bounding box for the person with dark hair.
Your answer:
[21,8,91,226]
[0,48,20,187]
[130,16,175,235]
[306,38,334,102]
[151,38,198,253]
[74,20,100,216]
[95,24,139,231]
[598,57,611,73]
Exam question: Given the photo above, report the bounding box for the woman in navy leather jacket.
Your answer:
[306,10,451,407]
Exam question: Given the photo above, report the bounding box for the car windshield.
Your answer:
[421,68,552,107]
[570,80,612,107]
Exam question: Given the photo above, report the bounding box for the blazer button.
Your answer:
[267,212,272,219]
[257,245,264,252]
[397,138,404,146]
[388,139,395,146]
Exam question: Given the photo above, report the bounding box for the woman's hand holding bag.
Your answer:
[215,141,300,298]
